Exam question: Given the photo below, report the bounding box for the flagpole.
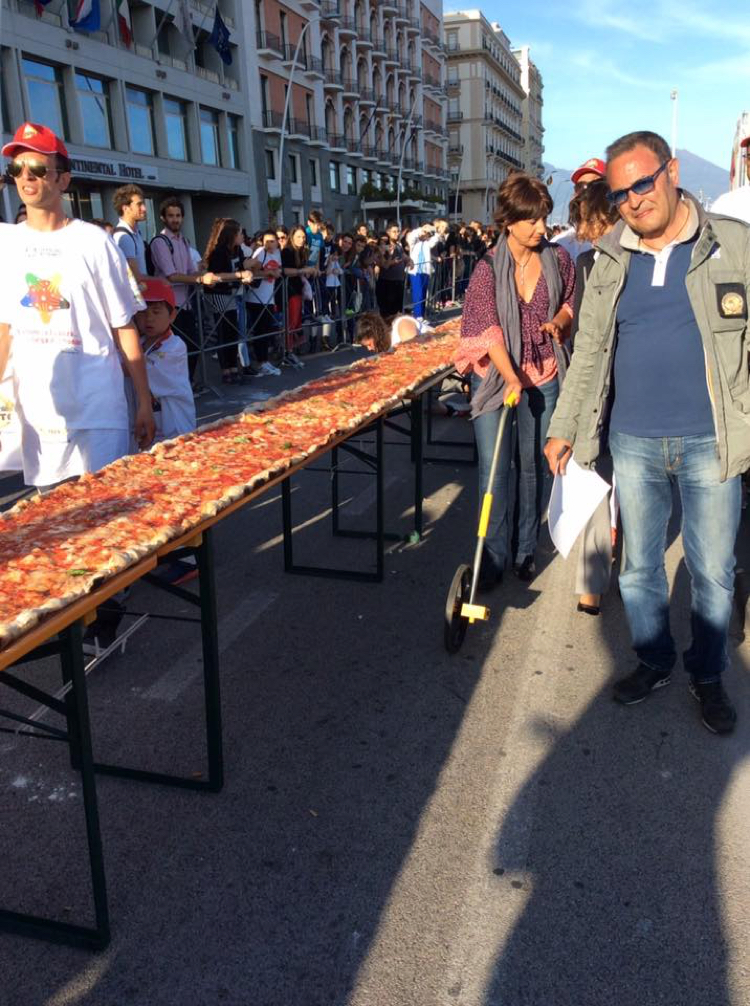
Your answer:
[100,0,118,35]
[147,0,178,50]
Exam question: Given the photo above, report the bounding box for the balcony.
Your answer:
[448,143,463,154]
[308,125,328,145]
[261,110,284,131]
[407,17,420,34]
[447,110,463,122]
[256,31,283,57]
[381,0,398,11]
[304,55,325,78]
[446,78,460,91]
[324,70,344,90]
[372,36,386,55]
[376,148,390,164]
[395,4,409,24]
[384,48,400,65]
[387,99,401,114]
[341,78,358,96]
[359,88,376,104]
[423,73,442,90]
[327,132,346,150]
[337,16,357,35]
[376,93,389,111]
[356,31,373,48]
[346,136,363,156]
[299,0,319,8]
[320,1,341,21]
[424,119,443,134]
[288,118,312,138]
[408,66,421,81]
[362,145,378,160]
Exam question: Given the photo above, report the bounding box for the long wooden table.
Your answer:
[0,366,470,950]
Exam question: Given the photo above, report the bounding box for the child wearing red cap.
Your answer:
[132,278,196,445]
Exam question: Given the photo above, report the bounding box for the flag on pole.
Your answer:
[173,0,196,50]
[209,6,232,65]
[117,0,133,47]
[70,0,101,32]
[34,0,54,15]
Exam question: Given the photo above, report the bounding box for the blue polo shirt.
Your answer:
[610,237,714,437]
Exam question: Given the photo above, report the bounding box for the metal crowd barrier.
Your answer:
[167,249,482,389]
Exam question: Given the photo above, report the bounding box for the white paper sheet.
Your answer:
[548,457,611,558]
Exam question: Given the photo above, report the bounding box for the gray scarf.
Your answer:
[471,235,569,419]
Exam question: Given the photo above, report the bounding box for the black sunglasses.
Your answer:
[6,159,59,180]
[607,160,669,207]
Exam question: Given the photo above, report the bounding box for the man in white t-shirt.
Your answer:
[711,136,750,224]
[0,122,154,487]
[112,183,148,284]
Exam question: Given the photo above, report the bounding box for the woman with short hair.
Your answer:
[455,173,576,587]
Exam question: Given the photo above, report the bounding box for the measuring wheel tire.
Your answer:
[444,563,473,653]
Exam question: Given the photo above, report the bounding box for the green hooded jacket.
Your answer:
[547,193,750,481]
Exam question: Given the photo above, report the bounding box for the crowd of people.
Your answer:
[1,118,749,734]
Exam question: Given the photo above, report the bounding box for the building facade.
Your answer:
[249,0,449,231]
[0,0,448,244]
[0,0,258,247]
[443,10,543,223]
[512,44,544,179]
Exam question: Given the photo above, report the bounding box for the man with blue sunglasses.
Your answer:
[545,130,750,735]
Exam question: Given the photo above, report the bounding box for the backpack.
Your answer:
[112,227,174,276]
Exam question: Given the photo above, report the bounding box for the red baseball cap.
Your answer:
[741,136,750,148]
[2,122,69,159]
[571,157,606,183]
[140,278,176,308]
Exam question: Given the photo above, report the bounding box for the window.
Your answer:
[309,158,318,188]
[126,86,155,155]
[164,97,189,160]
[260,75,270,114]
[265,149,276,179]
[279,11,287,49]
[227,114,241,169]
[22,58,68,139]
[288,153,298,184]
[75,72,111,148]
[200,106,220,165]
[347,165,356,195]
[329,160,340,192]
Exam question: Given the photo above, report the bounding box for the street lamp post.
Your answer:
[670,89,679,157]
[278,12,337,210]
[396,91,421,232]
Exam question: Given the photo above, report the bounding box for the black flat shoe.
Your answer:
[513,555,535,582]
[577,602,600,616]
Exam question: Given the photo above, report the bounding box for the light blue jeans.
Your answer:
[472,375,559,570]
[609,431,741,683]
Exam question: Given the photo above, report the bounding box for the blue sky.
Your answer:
[454,0,748,172]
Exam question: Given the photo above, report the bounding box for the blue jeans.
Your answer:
[472,375,559,569]
[609,431,741,683]
[410,273,430,318]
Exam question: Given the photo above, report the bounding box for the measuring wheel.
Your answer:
[444,563,472,653]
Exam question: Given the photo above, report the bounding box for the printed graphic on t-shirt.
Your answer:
[21,273,71,323]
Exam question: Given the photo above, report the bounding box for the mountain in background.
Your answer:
[543,150,729,222]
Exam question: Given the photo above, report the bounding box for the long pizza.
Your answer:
[0,321,461,649]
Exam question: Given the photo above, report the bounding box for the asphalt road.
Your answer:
[1,353,749,1006]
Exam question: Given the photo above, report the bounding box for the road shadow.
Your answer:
[485,530,750,1005]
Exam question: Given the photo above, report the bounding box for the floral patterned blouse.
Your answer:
[454,245,575,388]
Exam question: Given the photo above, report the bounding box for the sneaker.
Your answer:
[260,361,281,376]
[613,663,672,705]
[287,351,305,369]
[689,680,737,734]
[280,353,296,368]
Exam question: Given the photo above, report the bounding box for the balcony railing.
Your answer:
[341,78,358,94]
[359,88,376,103]
[337,16,357,32]
[423,73,441,89]
[346,136,362,154]
[447,110,463,121]
[327,132,346,149]
[321,1,340,18]
[324,69,344,87]
[262,110,283,129]
[362,145,378,159]
[309,126,328,143]
[385,48,400,62]
[256,31,283,55]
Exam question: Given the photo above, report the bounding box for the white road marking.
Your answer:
[143,590,280,702]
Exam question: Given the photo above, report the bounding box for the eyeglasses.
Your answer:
[606,160,669,206]
[6,159,59,180]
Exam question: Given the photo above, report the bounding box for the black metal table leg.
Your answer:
[0,621,111,950]
[197,528,223,792]
[411,395,424,538]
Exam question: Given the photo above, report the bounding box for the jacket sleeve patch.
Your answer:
[716,283,748,320]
